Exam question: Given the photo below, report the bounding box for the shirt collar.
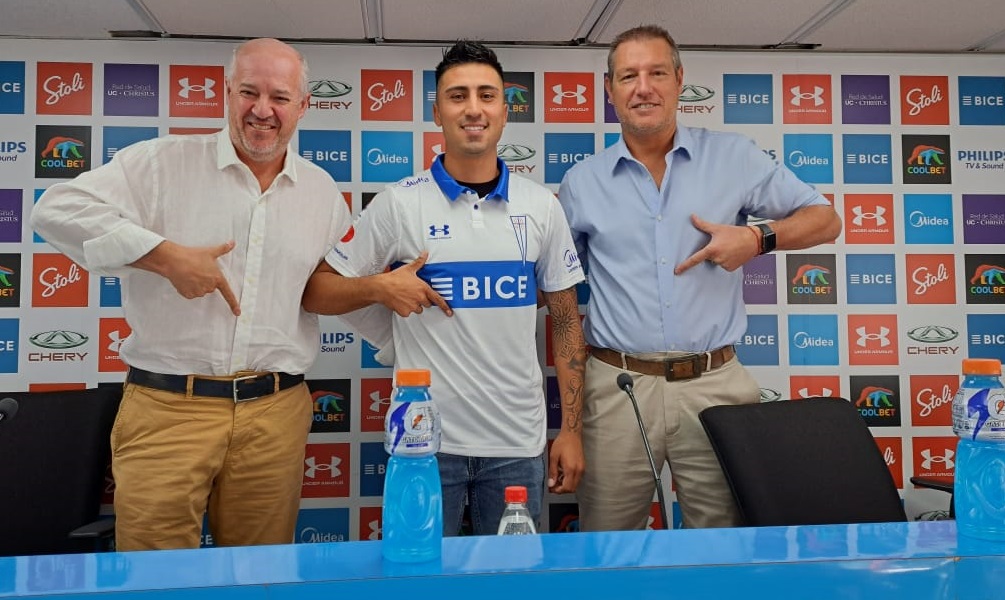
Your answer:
[430,154,509,202]
[609,125,694,173]
[216,128,298,183]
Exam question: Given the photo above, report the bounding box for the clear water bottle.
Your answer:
[952,358,1005,540]
[497,485,537,535]
[382,369,442,562]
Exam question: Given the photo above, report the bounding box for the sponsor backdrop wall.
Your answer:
[0,38,1003,544]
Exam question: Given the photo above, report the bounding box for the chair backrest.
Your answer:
[699,397,907,527]
[0,387,122,556]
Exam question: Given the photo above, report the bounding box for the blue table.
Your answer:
[2,521,1004,599]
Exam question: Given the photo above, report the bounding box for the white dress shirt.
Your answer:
[31,130,349,376]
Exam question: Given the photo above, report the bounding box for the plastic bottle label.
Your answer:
[953,386,1005,440]
[385,401,440,455]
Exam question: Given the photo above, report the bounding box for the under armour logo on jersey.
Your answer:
[790,85,824,107]
[920,449,954,470]
[428,224,451,239]
[178,77,216,99]
[552,84,587,105]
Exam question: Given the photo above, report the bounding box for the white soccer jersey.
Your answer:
[326,156,584,457]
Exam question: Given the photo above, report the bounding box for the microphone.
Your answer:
[0,397,18,423]
[617,373,669,530]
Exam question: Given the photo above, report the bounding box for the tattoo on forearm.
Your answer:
[547,290,585,433]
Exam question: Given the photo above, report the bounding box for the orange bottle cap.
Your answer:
[963,358,1002,376]
[505,485,528,503]
[395,368,431,387]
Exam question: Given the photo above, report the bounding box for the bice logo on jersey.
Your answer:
[848,314,899,366]
[544,72,594,123]
[906,254,956,305]
[169,65,224,118]
[873,437,904,488]
[900,75,949,125]
[32,254,88,307]
[789,375,841,399]
[782,74,832,124]
[36,62,92,116]
[361,70,412,121]
[98,317,131,372]
[909,374,956,427]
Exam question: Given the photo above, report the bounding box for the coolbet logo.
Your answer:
[0,61,26,114]
[360,378,392,432]
[900,76,949,125]
[98,318,131,372]
[504,72,535,123]
[786,254,837,304]
[361,130,412,182]
[843,194,894,244]
[32,254,88,308]
[36,62,92,116]
[782,74,832,124]
[35,125,90,179]
[301,443,350,499]
[361,70,412,121]
[169,65,224,118]
[966,254,1005,304]
[851,374,900,426]
[28,329,88,363]
[734,314,779,366]
[913,437,956,479]
[962,194,1005,244]
[789,375,841,399]
[308,79,352,111]
[845,254,896,305]
[787,314,839,366]
[902,134,952,184]
[910,375,957,427]
[958,76,1005,126]
[0,253,20,308]
[308,379,351,434]
[842,134,892,184]
[723,74,772,124]
[544,132,594,184]
[544,72,593,123]
[104,63,159,117]
[906,254,956,304]
[904,194,954,245]
[782,134,833,184]
[299,129,352,183]
[841,75,891,125]
[848,314,899,366]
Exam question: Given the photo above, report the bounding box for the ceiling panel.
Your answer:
[0,0,151,39]
[379,0,600,42]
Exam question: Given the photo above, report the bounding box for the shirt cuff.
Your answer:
[82,223,165,273]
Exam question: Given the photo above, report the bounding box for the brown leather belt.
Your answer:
[591,345,735,381]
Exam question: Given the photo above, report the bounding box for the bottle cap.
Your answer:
[504,485,528,503]
[963,358,1002,376]
[395,368,431,387]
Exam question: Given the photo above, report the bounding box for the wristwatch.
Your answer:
[754,223,776,255]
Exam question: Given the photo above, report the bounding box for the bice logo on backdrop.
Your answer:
[844,194,894,244]
[307,379,351,434]
[902,134,952,184]
[874,437,904,489]
[544,72,594,123]
[782,74,832,124]
[789,375,841,399]
[36,62,92,115]
[360,378,392,432]
[913,436,956,479]
[900,76,949,125]
[0,61,26,114]
[98,317,131,372]
[958,76,1005,125]
[169,65,224,118]
[35,125,91,179]
[847,314,899,366]
[32,254,87,307]
[361,70,412,121]
[850,374,900,427]
[302,443,350,498]
[906,254,956,304]
[910,374,956,427]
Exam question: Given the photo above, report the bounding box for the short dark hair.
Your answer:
[607,25,682,77]
[435,39,504,87]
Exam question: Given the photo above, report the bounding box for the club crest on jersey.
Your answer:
[510,215,529,265]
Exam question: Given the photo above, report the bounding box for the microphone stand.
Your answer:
[617,373,669,530]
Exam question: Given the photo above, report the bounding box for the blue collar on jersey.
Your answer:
[431,154,510,202]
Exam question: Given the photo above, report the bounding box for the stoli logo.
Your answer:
[883,446,896,466]
[905,85,943,117]
[367,80,406,112]
[916,384,953,419]
[361,70,412,121]
[32,254,88,307]
[912,263,949,295]
[43,73,85,106]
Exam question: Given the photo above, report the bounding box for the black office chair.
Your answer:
[699,397,907,527]
[0,387,122,556]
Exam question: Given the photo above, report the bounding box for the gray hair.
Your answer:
[607,25,682,77]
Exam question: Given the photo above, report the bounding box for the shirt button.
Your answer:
[656,215,663,222]
[665,301,671,307]
[660,257,667,265]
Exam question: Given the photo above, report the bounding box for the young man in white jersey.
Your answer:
[303,40,587,535]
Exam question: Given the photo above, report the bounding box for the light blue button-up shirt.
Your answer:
[558,125,828,354]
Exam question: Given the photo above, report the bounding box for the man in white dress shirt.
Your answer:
[31,38,350,550]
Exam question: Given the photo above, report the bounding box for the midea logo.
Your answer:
[679,84,714,103]
[907,325,958,344]
[497,144,536,162]
[309,80,352,98]
[29,330,88,349]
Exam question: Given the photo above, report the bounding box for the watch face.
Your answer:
[758,224,776,253]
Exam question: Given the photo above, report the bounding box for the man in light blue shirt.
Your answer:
[559,25,842,530]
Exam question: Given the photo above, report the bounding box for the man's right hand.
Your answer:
[132,240,241,316]
[380,251,452,317]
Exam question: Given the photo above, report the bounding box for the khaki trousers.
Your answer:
[111,380,312,550]
[577,354,760,530]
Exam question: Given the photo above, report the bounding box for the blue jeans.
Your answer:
[438,452,546,536]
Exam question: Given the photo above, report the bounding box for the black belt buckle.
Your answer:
[664,354,704,382]
[233,373,272,403]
